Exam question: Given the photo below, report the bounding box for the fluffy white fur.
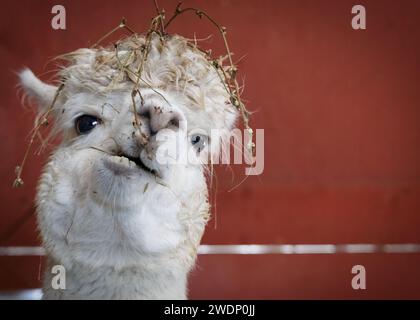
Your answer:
[20,34,237,299]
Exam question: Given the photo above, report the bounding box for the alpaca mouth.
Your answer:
[119,153,157,176]
[104,153,157,176]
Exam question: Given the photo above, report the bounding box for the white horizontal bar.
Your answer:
[1,244,420,256]
[383,244,420,253]
[0,289,42,300]
[198,244,420,254]
[0,247,45,256]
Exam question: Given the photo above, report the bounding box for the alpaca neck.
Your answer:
[42,256,189,299]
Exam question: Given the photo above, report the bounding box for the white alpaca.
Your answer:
[19,34,237,299]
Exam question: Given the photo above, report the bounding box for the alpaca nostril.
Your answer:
[139,109,151,120]
[168,118,179,129]
[138,104,185,135]
[150,110,183,135]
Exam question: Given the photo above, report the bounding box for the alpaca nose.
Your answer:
[140,105,186,135]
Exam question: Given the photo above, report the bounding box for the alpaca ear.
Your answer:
[19,68,58,112]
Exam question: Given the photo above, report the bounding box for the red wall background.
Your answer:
[0,0,420,299]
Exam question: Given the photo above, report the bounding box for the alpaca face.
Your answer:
[20,35,237,270]
[36,86,209,268]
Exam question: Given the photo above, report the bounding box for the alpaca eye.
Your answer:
[191,134,208,153]
[75,115,100,134]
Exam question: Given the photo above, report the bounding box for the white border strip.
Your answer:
[1,244,420,256]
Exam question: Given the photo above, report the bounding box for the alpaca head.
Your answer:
[20,34,237,271]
